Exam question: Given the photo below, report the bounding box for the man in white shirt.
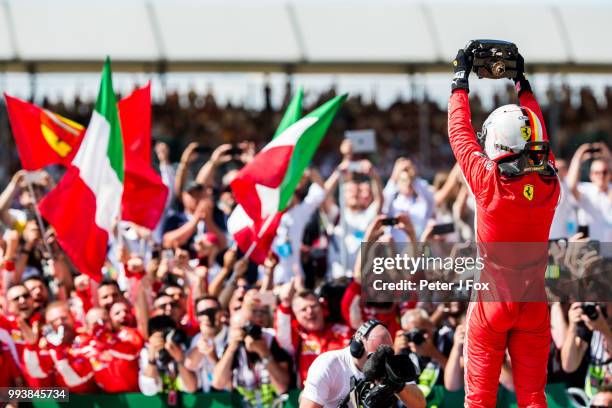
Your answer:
[383,158,434,241]
[300,320,425,408]
[272,170,326,284]
[567,143,612,246]
[325,160,383,279]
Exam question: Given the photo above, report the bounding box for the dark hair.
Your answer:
[160,282,183,294]
[22,274,47,286]
[194,295,220,310]
[295,289,318,300]
[98,278,120,291]
[147,315,177,337]
[154,292,173,302]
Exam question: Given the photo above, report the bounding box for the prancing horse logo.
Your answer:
[523,184,534,201]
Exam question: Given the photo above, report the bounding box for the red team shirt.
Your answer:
[24,327,143,393]
[274,303,352,386]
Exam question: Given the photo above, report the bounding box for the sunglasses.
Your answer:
[196,307,219,317]
[10,293,31,302]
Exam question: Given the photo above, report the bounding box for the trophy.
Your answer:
[467,39,519,79]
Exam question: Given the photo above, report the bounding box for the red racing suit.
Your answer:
[448,89,560,407]
[274,304,352,387]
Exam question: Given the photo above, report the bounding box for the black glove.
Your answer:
[513,53,532,95]
[451,48,473,93]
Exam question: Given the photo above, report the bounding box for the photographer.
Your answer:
[184,296,228,392]
[138,315,197,396]
[393,308,450,398]
[566,142,611,244]
[561,303,611,399]
[212,307,291,407]
[325,143,384,279]
[300,320,425,408]
[271,168,326,285]
[382,157,434,240]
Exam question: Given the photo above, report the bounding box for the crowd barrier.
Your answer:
[30,383,573,407]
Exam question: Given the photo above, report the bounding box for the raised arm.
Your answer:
[566,143,593,200]
[174,142,199,198]
[195,144,233,186]
[448,48,496,196]
[0,171,26,230]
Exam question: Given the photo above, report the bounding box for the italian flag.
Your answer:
[39,58,123,282]
[228,93,346,264]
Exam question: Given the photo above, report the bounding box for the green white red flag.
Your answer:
[228,93,346,264]
[39,58,124,282]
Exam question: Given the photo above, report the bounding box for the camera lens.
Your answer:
[404,329,426,346]
[581,303,599,320]
[243,323,262,340]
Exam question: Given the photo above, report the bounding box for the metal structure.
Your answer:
[0,0,611,74]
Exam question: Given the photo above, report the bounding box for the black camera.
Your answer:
[156,328,188,369]
[339,345,417,408]
[581,302,607,321]
[243,323,262,340]
[468,39,518,79]
[381,217,399,226]
[404,328,426,346]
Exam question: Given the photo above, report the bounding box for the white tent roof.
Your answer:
[1,0,612,72]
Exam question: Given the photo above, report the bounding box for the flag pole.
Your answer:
[243,212,277,259]
[26,178,53,257]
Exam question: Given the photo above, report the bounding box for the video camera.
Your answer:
[339,345,418,408]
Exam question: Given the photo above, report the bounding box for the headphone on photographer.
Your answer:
[349,319,385,358]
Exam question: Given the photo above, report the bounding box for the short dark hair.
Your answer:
[22,274,46,286]
[160,282,183,294]
[147,315,176,337]
[295,289,317,300]
[194,295,220,311]
[98,278,120,291]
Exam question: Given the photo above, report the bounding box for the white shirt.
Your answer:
[577,182,612,243]
[329,202,378,279]
[383,178,434,240]
[272,183,326,284]
[549,180,577,240]
[186,326,228,392]
[301,347,363,408]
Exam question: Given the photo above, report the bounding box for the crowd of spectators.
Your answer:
[1,81,611,179]
[0,82,609,407]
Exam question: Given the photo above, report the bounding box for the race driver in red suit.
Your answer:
[448,44,560,407]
